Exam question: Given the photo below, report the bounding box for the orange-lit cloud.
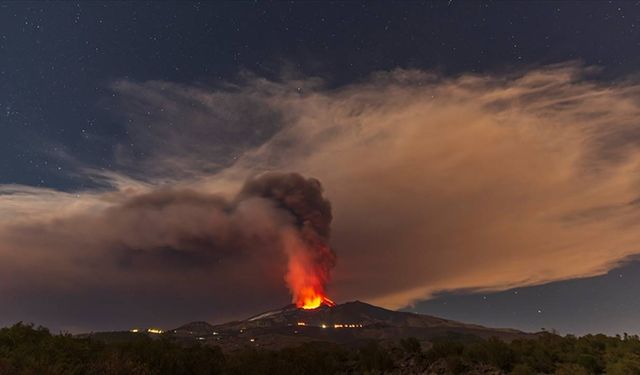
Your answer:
[3,62,640,329]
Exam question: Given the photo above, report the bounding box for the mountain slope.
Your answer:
[168,301,534,350]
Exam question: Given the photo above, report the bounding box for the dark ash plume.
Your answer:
[239,172,336,306]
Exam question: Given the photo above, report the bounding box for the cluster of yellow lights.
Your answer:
[130,328,164,334]
[332,324,363,328]
[297,322,362,329]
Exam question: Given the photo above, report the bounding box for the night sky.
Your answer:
[2,1,640,335]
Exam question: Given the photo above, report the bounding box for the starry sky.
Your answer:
[2,1,640,334]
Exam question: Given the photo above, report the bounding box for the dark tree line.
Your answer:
[1,323,640,374]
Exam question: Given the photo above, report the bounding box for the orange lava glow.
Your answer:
[284,232,336,310]
[297,287,336,309]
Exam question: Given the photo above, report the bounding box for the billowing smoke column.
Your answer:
[239,172,336,309]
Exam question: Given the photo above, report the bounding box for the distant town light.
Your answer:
[147,328,163,334]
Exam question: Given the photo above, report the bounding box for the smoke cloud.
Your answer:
[3,62,640,330]
[0,172,333,330]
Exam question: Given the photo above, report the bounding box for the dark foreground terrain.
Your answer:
[2,322,640,374]
[166,301,533,351]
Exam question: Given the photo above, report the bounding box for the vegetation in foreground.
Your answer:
[1,323,640,374]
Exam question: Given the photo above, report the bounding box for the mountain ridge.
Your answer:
[167,300,534,350]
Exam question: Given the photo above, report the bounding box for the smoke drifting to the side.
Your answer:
[5,62,640,331]
[109,63,640,311]
[0,172,334,330]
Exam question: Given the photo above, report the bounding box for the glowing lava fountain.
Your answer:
[284,230,336,310]
[298,287,336,309]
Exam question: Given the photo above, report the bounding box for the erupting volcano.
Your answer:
[240,173,337,311]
